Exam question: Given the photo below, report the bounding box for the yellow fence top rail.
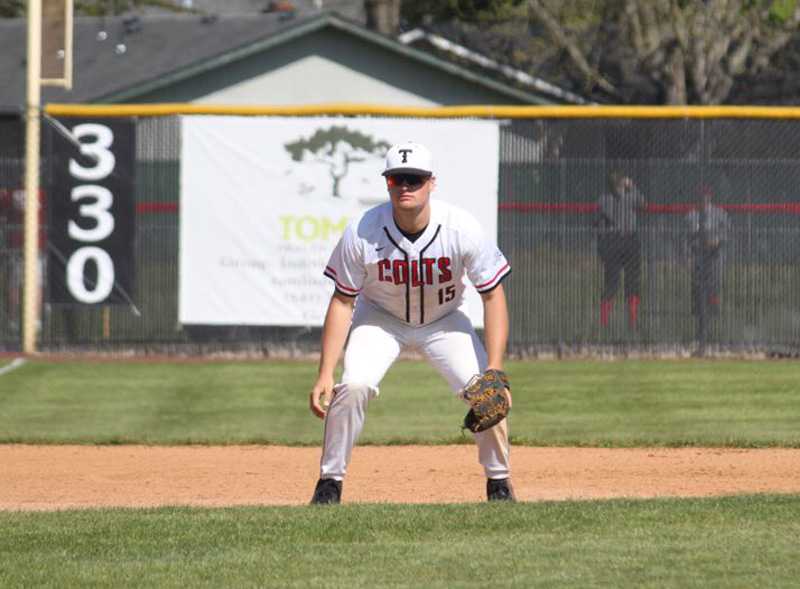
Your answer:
[44,103,800,119]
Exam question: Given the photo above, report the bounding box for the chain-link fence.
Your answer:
[501,117,800,356]
[2,110,799,356]
[0,112,25,351]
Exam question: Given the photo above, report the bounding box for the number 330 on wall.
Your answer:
[48,119,136,306]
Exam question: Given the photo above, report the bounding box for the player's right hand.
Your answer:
[309,376,335,419]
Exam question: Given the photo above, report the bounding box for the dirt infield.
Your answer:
[2,445,799,511]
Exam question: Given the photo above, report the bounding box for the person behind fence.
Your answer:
[686,185,730,317]
[596,169,647,329]
[0,181,46,333]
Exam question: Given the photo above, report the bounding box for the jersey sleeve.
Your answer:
[634,187,646,208]
[720,209,732,239]
[461,216,511,294]
[323,221,366,297]
[686,211,699,233]
[597,194,612,228]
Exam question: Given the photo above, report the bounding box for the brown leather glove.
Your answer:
[460,369,511,433]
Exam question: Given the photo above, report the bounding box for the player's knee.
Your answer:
[332,382,376,409]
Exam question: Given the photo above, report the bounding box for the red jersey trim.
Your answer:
[475,263,511,291]
[323,270,360,295]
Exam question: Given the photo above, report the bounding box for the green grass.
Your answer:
[2,359,799,588]
[1,496,798,588]
[0,359,798,446]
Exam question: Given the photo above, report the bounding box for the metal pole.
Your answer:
[697,122,708,356]
[695,1,709,357]
[64,0,74,90]
[24,0,43,354]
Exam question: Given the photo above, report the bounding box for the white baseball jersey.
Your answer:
[323,199,510,326]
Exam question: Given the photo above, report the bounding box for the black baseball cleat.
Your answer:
[310,478,342,505]
[486,478,516,502]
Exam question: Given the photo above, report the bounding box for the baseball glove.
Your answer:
[459,369,511,433]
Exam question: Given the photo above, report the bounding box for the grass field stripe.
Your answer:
[1,359,798,447]
[0,358,26,376]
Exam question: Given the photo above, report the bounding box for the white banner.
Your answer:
[179,116,500,326]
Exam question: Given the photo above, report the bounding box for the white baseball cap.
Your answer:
[382,141,433,176]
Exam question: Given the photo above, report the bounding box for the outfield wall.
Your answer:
[1,105,800,357]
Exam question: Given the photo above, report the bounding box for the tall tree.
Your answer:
[401,0,525,25]
[403,0,800,104]
[73,0,192,15]
[0,1,193,18]
[0,0,23,17]
[527,0,800,104]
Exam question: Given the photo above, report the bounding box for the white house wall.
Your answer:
[192,55,438,106]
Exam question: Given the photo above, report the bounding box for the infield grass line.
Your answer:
[0,358,798,447]
[0,357,26,377]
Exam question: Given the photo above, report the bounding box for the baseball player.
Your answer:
[596,170,647,329]
[686,185,730,317]
[0,182,46,332]
[309,141,514,504]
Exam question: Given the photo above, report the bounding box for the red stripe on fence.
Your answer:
[645,203,694,214]
[499,201,800,214]
[136,202,178,213]
[499,202,599,213]
[722,203,800,213]
[133,201,800,215]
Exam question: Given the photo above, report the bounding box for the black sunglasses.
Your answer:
[386,173,430,188]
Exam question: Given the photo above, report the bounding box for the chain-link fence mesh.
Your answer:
[1,112,799,356]
[501,117,800,356]
[0,112,25,351]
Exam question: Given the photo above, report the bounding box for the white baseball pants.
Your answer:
[319,301,511,481]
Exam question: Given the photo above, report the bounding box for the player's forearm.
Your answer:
[481,284,509,370]
[317,293,355,378]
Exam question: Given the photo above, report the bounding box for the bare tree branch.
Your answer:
[527,0,617,95]
[527,0,800,104]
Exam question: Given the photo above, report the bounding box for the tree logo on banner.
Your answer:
[285,127,390,198]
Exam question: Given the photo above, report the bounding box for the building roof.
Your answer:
[0,10,582,110]
[398,28,591,105]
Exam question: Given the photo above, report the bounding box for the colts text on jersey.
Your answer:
[377,257,452,285]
